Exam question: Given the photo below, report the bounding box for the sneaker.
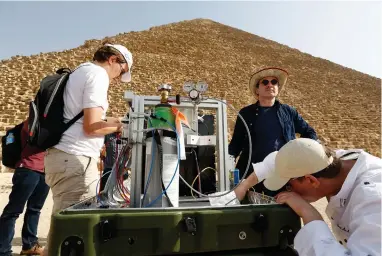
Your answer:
[20,242,43,255]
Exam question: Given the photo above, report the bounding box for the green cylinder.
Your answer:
[149,105,176,129]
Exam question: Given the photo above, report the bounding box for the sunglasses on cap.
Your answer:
[261,79,278,86]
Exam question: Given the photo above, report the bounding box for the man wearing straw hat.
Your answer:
[229,67,318,195]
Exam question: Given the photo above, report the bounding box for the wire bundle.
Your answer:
[97,142,132,207]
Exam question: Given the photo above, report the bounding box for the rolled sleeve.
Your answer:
[252,151,277,182]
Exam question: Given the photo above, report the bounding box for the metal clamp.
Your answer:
[60,236,84,256]
[279,226,295,250]
[99,219,115,243]
[183,217,197,236]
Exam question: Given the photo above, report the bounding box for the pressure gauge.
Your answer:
[189,89,199,100]
[183,82,194,92]
[196,81,208,92]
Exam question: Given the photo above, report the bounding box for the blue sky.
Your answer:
[0,1,381,78]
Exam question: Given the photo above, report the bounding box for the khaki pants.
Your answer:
[43,148,99,256]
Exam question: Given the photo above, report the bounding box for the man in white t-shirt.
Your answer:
[230,138,381,256]
[43,43,133,256]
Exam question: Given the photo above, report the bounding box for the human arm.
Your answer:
[104,116,122,124]
[228,110,246,158]
[291,107,318,140]
[83,108,122,136]
[234,151,278,200]
[81,69,122,136]
[276,188,381,256]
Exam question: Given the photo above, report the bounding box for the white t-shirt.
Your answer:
[55,62,110,158]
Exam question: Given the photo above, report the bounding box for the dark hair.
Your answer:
[93,42,125,63]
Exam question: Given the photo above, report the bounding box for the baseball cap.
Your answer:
[264,138,333,191]
[105,43,133,82]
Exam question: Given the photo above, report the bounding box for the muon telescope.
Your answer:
[47,82,300,256]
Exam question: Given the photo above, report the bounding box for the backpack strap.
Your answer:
[64,111,84,130]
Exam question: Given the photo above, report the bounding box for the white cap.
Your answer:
[264,138,333,191]
[105,43,133,82]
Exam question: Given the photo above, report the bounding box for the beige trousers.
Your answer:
[43,148,99,256]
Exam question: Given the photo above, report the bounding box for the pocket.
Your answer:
[44,149,69,174]
[65,155,92,176]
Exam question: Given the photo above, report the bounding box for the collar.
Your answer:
[327,150,366,210]
[254,100,280,108]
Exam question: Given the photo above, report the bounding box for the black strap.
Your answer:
[65,111,84,129]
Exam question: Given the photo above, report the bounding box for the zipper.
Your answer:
[43,73,68,118]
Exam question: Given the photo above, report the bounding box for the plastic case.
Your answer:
[48,197,301,256]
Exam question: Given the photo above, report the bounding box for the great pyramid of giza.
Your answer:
[0,19,380,158]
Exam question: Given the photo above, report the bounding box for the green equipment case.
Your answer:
[48,197,300,256]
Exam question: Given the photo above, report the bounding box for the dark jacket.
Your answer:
[229,100,318,175]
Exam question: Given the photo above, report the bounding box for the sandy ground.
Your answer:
[0,172,330,255]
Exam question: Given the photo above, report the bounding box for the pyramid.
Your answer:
[0,18,380,157]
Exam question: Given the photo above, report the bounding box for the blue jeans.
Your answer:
[0,168,49,256]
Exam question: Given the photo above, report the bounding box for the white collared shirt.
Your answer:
[294,150,382,256]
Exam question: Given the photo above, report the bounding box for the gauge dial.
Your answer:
[183,82,194,92]
[189,89,199,100]
[196,81,208,92]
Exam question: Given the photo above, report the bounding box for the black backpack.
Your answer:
[28,68,83,150]
[1,122,24,168]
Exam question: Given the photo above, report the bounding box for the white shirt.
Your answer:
[254,150,382,256]
[294,150,382,256]
[55,62,110,158]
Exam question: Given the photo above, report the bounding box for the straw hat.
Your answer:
[249,67,289,95]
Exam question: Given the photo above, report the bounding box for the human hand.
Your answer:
[116,123,123,133]
[276,192,323,224]
[106,117,122,124]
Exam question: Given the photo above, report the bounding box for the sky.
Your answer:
[0,1,381,78]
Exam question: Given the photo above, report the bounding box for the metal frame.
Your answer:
[124,91,231,208]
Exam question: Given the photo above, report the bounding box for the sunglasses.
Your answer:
[261,79,278,86]
[285,177,300,192]
[118,61,128,75]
